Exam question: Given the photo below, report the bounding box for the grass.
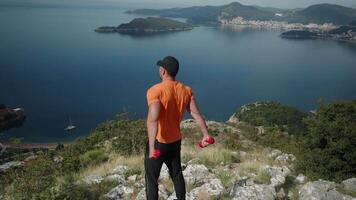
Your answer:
[181,144,240,167]
[80,153,144,178]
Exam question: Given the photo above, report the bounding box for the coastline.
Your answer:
[2,142,72,149]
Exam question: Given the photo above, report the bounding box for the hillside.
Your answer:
[95,17,193,34]
[1,101,356,199]
[291,4,356,25]
[126,2,356,25]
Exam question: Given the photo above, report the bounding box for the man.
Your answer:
[145,56,211,200]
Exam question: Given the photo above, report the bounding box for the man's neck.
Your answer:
[162,77,175,82]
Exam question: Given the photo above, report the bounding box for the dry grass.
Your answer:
[79,153,144,178]
[181,144,240,167]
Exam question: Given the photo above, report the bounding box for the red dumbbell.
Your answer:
[149,149,161,160]
[197,136,215,148]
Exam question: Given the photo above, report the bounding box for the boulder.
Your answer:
[227,113,239,124]
[230,178,276,200]
[188,178,224,199]
[104,185,134,200]
[84,174,104,184]
[275,153,296,163]
[159,163,170,181]
[263,165,291,188]
[342,178,356,193]
[299,180,356,200]
[268,149,282,159]
[296,174,307,184]
[128,174,138,182]
[106,174,126,184]
[110,165,128,175]
[0,161,22,172]
[183,164,215,185]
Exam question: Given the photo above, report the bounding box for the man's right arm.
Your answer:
[186,98,210,142]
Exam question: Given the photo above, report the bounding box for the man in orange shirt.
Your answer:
[145,56,211,200]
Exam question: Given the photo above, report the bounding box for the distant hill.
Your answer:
[95,17,193,34]
[291,4,356,25]
[126,2,275,25]
[126,2,356,25]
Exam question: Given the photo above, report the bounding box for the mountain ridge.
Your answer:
[126,2,356,25]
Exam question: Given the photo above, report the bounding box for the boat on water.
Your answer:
[64,117,76,132]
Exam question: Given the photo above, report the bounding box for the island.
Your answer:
[95,17,193,34]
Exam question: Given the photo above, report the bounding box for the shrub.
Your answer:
[80,149,108,167]
[235,102,307,135]
[296,101,356,181]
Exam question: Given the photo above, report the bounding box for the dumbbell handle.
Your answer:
[198,136,215,148]
[149,149,161,160]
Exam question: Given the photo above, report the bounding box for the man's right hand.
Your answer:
[198,135,215,148]
[149,148,161,160]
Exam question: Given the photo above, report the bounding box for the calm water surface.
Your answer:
[1,2,356,142]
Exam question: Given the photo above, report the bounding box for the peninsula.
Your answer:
[95,17,193,34]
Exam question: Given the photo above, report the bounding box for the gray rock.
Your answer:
[183,164,215,185]
[269,149,282,159]
[0,161,22,172]
[188,178,224,199]
[342,178,356,193]
[227,113,239,124]
[128,174,138,182]
[296,174,307,184]
[53,155,63,163]
[276,188,286,199]
[110,165,128,175]
[263,165,291,188]
[159,163,170,181]
[106,174,126,184]
[84,174,104,184]
[104,185,134,200]
[230,181,276,200]
[299,180,356,200]
[275,153,296,163]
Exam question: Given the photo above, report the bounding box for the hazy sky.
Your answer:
[2,0,356,9]
[103,0,356,9]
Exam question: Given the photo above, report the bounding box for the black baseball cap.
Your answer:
[156,56,179,77]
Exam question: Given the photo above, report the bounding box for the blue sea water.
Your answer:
[1,1,356,143]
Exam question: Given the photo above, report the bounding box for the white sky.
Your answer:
[106,0,356,9]
[3,0,356,9]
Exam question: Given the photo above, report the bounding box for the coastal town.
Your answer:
[219,16,356,41]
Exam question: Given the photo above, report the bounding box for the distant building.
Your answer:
[275,13,283,17]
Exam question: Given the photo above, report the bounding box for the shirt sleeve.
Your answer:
[187,87,195,100]
[147,87,161,106]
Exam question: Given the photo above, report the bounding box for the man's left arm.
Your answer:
[147,101,161,158]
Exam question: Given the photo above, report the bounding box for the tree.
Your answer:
[297,101,356,181]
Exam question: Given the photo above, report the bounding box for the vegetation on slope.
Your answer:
[1,100,355,199]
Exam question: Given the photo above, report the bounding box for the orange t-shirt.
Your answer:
[147,79,194,144]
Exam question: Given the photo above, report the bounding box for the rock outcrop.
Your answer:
[299,180,356,200]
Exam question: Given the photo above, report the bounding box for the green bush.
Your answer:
[5,155,58,199]
[80,149,108,167]
[296,101,356,181]
[235,102,307,135]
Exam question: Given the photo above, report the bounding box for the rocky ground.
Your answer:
[76,119,356,200]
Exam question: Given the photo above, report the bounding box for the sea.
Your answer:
[1,1,356,143]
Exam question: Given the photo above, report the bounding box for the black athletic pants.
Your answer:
[144,139,186,200]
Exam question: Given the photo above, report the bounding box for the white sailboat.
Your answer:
[64,116,76,131]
